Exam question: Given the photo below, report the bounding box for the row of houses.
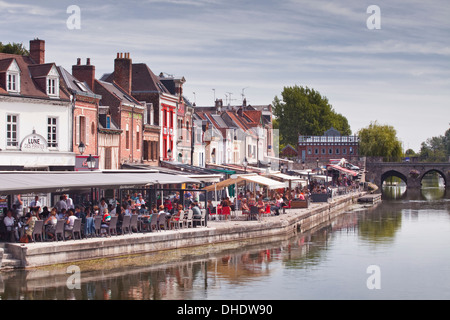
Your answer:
[0,39,276,172]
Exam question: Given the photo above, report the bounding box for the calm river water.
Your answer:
[1,182,449,300]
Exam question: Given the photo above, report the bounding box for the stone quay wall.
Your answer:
[2,192,365,269]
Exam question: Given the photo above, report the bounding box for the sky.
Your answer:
[1,0,449,152]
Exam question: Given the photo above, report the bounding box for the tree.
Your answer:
[272,86,351,147]
[419,128,450,162]
[0,42,29,55]
[357,121,403,162]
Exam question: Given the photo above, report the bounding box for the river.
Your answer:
[1,182,449,300]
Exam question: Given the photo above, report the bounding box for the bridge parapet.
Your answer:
[365,159,449,189]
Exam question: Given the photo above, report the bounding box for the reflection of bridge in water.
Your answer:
[365,158,450,189]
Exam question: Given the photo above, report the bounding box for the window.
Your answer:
[329,148,333,154]
[104,147,112,170]
[7,73,19,92]
[106,115,111,129]
[322,148,326,154]
[47,117,58,148]
[47,78,57,95]
[79,116,86,144]
[125,130,130,149]
[136,125,140,150]
[308,148,312,155]
[186,121,190,141]
[349,147,354,154]
[6,114,18,147]
[343,148,347,154]
[314,148,319,155]
[336,148,340,154]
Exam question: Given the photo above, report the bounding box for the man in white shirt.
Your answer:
[55,195,68,213]
[65,194,74,210]
[29,196,41,213]
[4,209,17,242]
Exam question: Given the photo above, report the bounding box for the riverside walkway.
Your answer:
[0,191,366,270]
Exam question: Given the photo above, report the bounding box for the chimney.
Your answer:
[72,58,96,90]
[215,99,223,114]
[114,52,132,95]
[29,39,45,64]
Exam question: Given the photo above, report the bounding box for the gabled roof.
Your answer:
[101,63,170,94]
[0,52,69,100]
[0,58,14,72]
[57,66,101,99]
[96,79,143,106]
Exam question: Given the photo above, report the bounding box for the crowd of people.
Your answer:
[0,191,206,243]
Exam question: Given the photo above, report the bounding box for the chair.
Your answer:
[249,206,259,221]
[32,220,44,242]
[66,218,82,240]
[157,214,167,231]
[121,215,131,234]
[184,210,193,228]
[169,213,181,230]
[55,219,66,241]
[93,216,102,237]
[193,209,206,227]
[130,214,139,233]
[101,216,118,237]
[149,214,158,232]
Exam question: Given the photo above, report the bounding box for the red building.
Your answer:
[297,127,359,165]
[58,58,101,170]
[94,63,145,166]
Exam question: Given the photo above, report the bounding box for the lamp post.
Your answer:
[86,154,96,171]
[167,148,172,161]
[78,141,86,155]
[243,157,248,193]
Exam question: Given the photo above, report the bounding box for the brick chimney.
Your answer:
[114,52,132,95]
[29,39,45,64]
[72,58,96,90]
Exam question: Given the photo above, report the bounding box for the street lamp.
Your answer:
[78,141,86,155]
[243,157,248,172]
[243,157,248,193]
[86,154,96,170]
[167,148,172,161]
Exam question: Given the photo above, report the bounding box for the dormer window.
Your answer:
[6,59,20,93]
[47,77,58,96]
[7,73,19,92]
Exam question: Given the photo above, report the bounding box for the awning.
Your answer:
[265,172,303,181]
[202,174,285,192]
[0,171,200,194]
[327,164,358,176]
[186,174,223,183]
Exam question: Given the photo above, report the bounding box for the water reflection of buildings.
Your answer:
[0,210,370,300]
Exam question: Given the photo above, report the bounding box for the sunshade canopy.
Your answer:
[0,171,201,195]
[203,174,285,192]
[327,164,358,176]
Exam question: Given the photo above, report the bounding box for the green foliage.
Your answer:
[272,86,351,147]
[357,121,403,162]
[419,128,450,162]
[0,42,29,55]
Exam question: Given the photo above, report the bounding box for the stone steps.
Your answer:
[0,243,22,269]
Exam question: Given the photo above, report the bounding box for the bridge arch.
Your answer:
[421,169,447,187]
[381,170,408,186]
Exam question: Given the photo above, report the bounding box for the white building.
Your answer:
[0,40,74,171]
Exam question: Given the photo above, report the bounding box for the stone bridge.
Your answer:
[365,158,450,189]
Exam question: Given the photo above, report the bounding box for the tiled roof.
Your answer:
[0,52,69,100]
[96,79,142,106]
[101,63,170,94]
